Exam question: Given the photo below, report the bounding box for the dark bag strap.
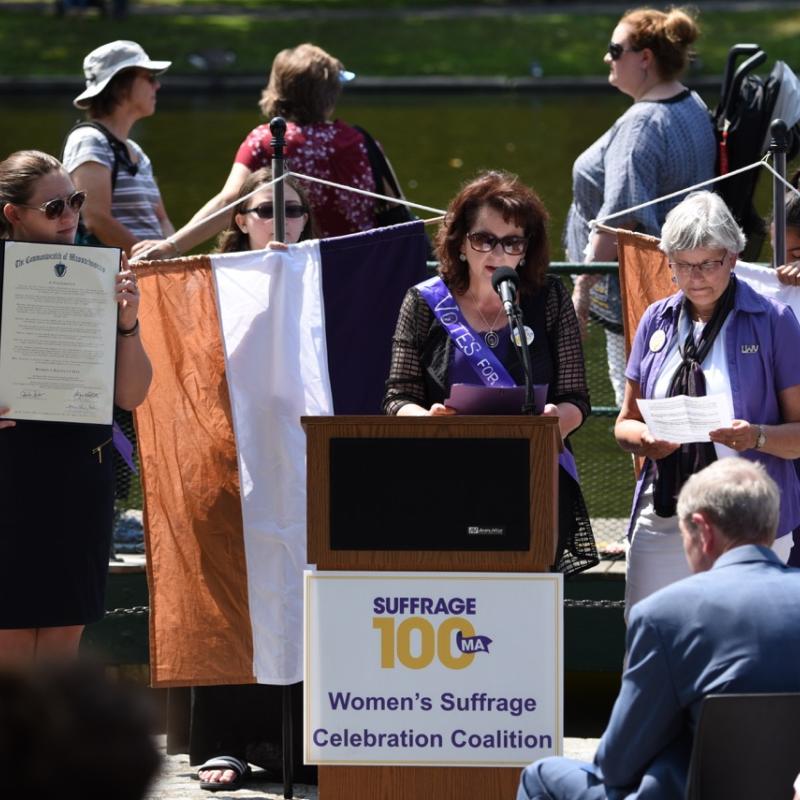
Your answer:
[353,125,403,201]
[354,125,435,261]
[62,121,138,190]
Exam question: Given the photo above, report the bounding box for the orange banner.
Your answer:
[134,256,255,687]
[616,229,676,358]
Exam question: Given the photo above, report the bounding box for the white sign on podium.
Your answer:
[304,571,563,767]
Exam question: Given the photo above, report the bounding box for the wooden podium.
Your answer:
[302,415,561,799]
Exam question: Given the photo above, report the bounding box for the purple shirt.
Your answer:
[626,277,800,537]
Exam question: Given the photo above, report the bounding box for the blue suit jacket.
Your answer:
[594,545,800,799]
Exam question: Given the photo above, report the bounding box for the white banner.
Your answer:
[304,571,563,767]
[212,242,332,684]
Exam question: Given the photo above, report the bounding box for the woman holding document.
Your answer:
[0,150,151,662]
[615,191,800,616]
[382,170,597,575]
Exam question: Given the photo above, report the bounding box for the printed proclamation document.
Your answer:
[0,241,120,424]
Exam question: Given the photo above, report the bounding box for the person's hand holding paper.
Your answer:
[709,419,759,452]
[636,394,734,445]
[638,427,680,461]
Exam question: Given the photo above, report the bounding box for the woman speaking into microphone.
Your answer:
[382,170,597,574]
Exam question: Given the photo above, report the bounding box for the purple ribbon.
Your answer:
[112,420,137,473]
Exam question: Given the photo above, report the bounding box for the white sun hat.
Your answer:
[73,40,171,109]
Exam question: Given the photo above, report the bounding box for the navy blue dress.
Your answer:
[0,419,114,628]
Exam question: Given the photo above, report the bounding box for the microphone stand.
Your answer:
[507,301,537,416]
[770,118,788,268]
[269,116,287,244]
[269,114,294,800]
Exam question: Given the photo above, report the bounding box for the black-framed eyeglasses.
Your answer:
[608,42,640,61]
[466,231,528,256]
[19,190,87,220]
[669,259,726,276]
[242,202,307,220]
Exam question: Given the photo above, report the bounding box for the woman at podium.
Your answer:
[382,170,598,574]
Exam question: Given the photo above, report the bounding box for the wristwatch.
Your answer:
[754,424,767,450]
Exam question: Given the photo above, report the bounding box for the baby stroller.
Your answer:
[713,44,800,261]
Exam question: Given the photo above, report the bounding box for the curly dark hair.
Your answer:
[215,167,315,253]
[436,170,550,296]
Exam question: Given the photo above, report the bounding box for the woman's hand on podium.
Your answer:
[396,402,456,416]
[542,401,583,441]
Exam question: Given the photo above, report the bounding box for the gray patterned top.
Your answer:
[63,126,165,241]
[565,90,717,327]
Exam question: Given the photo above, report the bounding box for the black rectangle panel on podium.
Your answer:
[329,436,531,551]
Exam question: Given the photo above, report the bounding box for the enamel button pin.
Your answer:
[649,330,666,352]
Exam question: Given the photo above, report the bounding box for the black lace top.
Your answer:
[382,274,591,421]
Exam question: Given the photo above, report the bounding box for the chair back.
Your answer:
[686,693,800,800]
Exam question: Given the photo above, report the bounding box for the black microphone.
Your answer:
[491,266,520,316]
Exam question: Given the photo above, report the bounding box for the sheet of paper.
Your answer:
[0,240,120,424]
[636,394,733,444]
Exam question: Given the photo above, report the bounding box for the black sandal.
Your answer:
[197,755,250,792]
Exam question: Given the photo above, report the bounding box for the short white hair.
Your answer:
[659,191,746,256]
[677,459,779,545]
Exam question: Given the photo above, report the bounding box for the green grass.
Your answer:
[12,0,543,7]
[1,7,800,78]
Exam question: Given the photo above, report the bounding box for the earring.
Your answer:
[459,253,467,262]
[670,275,677,284]
[518,258,525,267]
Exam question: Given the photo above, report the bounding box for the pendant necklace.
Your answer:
[468,289,504,348]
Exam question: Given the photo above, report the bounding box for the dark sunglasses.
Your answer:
[466,231,528,256]
[20,190,87,220]
[242,202,307,220]
[607,42,640,61]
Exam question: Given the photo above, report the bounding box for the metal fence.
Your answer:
[113,263,632,556]
[551,264,631,554]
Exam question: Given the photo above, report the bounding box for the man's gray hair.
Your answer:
[659,191,747,256]
[677,459,779,545]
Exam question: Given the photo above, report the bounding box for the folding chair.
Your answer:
[685,692,800,800]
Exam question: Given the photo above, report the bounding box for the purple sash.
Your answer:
[417,276,515,388]
[417,276,579,481]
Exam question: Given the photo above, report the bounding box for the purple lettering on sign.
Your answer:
[451,730,553,749]
[456,631,492,654]
[313,728,446,748]
[372,596,478,615]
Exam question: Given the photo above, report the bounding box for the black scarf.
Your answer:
[652,276,737,517]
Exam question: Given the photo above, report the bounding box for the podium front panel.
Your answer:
[329,437,530,550]
[303,415,558,572]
